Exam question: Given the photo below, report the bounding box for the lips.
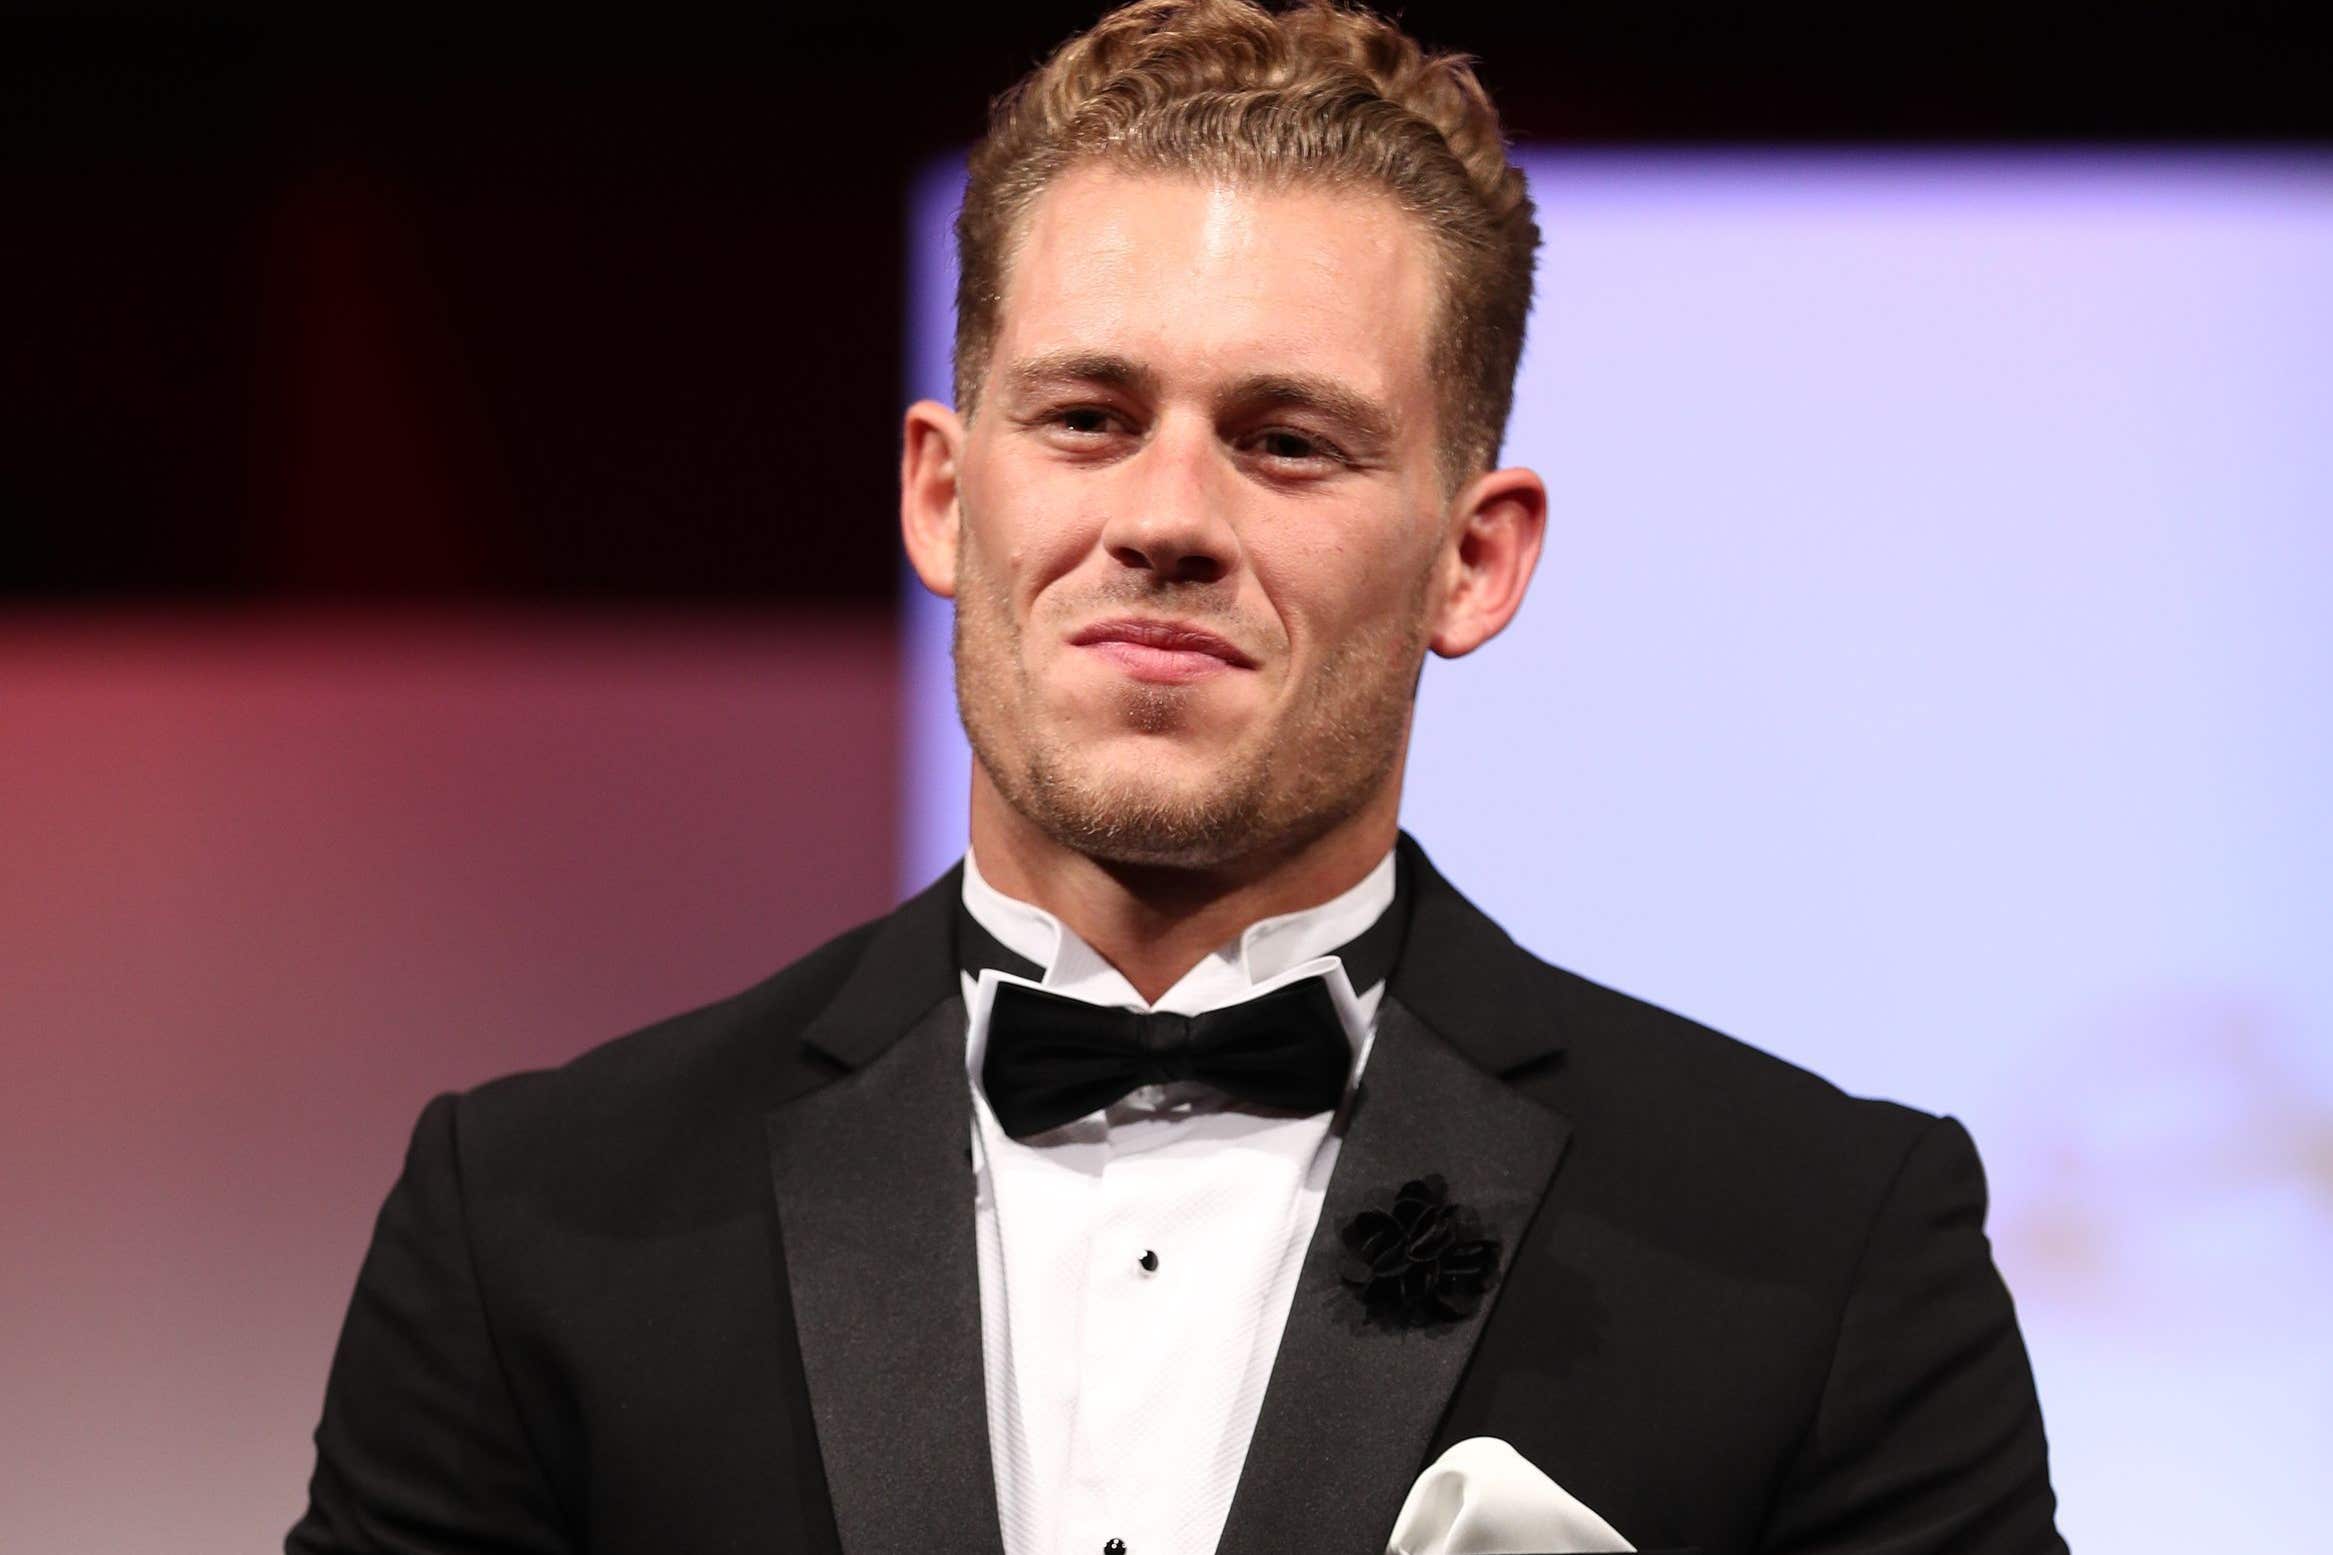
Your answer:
[1069,616,1257,683]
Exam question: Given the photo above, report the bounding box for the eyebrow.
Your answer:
[1000,351,1160,402]
[1225,372,1399,452]
[1001,353,1400,452]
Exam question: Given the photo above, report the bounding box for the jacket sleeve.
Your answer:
[1760,1114,2067,1554]
[288,1092,572,1555]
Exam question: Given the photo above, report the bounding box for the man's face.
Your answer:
[942,166,1459,869]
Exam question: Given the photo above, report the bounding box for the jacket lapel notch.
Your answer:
[1214,995,1572,1555]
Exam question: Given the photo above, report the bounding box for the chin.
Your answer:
[1056,743,1245,816]
[1079,719,1236,770]
[1011,735,1280,869]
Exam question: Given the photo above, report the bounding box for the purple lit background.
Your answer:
[903,151,2333,1549]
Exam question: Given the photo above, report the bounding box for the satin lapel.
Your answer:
[1214,995,1572,1555]
[766,995,1003,1555]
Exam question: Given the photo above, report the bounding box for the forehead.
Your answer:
[991,165,1440,408]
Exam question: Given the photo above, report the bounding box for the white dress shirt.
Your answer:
[960,847,1397,1555]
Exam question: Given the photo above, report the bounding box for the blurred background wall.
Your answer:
[3,5,2328,1553]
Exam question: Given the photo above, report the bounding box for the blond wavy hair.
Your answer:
[953,0,1539,485]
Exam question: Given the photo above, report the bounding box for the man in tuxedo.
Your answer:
[292,2,2064,1552]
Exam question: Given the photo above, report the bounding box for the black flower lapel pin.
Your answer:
[1338,1174,1501,1328]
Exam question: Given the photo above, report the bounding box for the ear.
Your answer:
[1429,464,1548,659]
[900,399,967,598]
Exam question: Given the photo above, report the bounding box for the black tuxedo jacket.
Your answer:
[291,836,2063,1555]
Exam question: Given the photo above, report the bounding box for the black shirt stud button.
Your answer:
[1104,1541,1127,1555]
[1137,1249,1159,1273]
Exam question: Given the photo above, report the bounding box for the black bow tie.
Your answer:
[956,873,1407,1140]
[979,975,1353,1140]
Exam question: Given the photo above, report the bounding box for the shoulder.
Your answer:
[1396,836,1942,1219]
[508,916,876,1100]
[1521,955,1958,1286]
[1536,956,1931,1151]
[436,911,893,1200]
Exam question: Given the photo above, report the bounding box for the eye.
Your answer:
[1053,406,1119,436]
[1246,427,1347,467]
[1024,401,1138,462]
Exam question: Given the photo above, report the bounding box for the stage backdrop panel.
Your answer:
[0,611,899,1555]
[902,151,2333,1552]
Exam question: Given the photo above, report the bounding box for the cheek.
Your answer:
[1248,509,1436,660]
[962,457,1101,607]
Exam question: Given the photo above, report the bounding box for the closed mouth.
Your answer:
[1068,617,1258,669]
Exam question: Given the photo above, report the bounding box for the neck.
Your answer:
[967,774,1401,1003]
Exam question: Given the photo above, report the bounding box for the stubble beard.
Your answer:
[952,548,1431,871]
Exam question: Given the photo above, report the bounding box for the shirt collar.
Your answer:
[959,845,1399,1013]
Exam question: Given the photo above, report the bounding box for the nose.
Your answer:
[1096,419,1238,585]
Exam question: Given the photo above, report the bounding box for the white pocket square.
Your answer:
[1386,1436,1634,1555]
